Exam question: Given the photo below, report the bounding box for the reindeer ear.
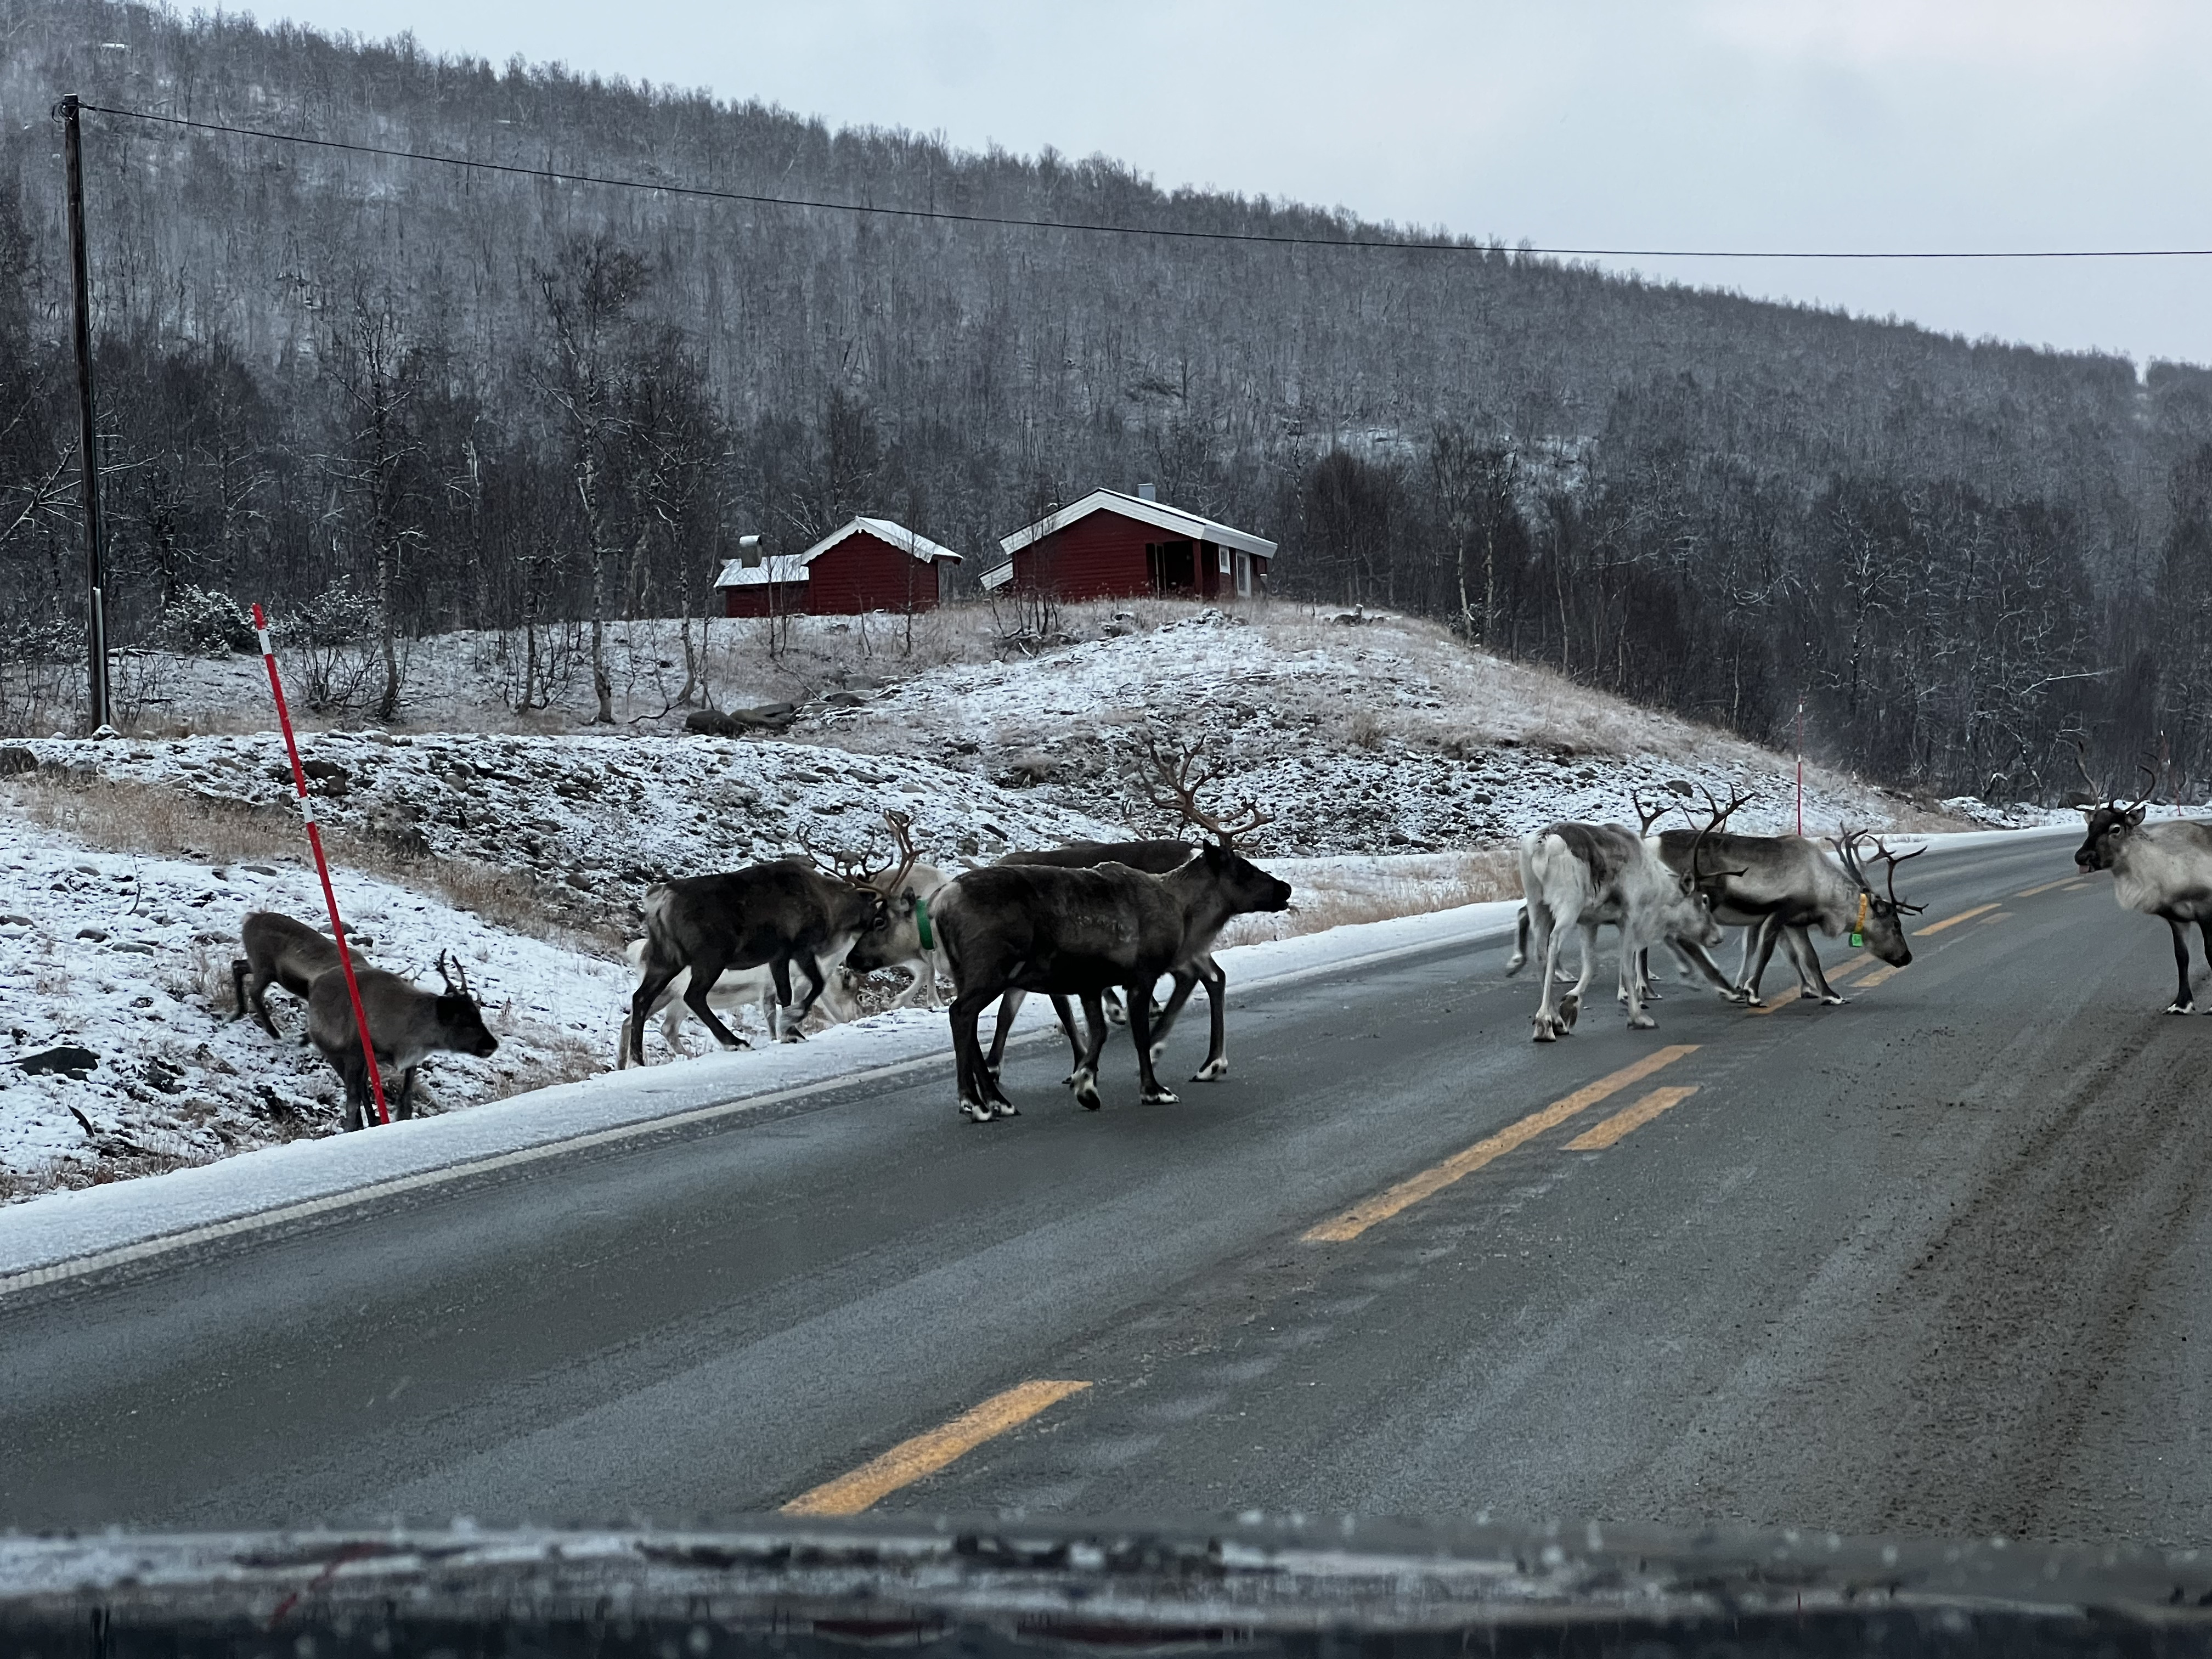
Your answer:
[2125,804,2148,826]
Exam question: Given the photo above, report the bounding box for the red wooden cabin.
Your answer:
[716,517,963,617]
[978,489,1275,602]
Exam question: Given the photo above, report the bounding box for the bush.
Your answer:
[277,580,381,650]
[157,586,259,657]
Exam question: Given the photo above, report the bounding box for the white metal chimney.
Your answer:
[1137,482,1157,501]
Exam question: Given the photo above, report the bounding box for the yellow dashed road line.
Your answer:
[2017,877,2076,898]
[1566,1086,1701,1150]
[1917,902,2000,936]
[781,1381,1091,1516]
[1303,1046,1698,1243]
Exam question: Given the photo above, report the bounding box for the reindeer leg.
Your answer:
[1148,970,1198,1062]
[1675,937,1743,1002]
[985,989,1025,1077]
[628,960,686,1066]
[781,954,830,1041]
[1792,927,1847,1005]
[1741,916,1784,1006]
[1069,993,1108,1109]
[1623,936,1658,1030]
[683,951,751,1051]
[1052,994,1087,1082]
[1128,983,1178,1104]
[950,992,998,1122]
[2167,916,2197,1014]
[1189,957,1229,1081]
[2198,921,2212,1013]
[1529,902,1563,1041]
[1561,919,1601,1030]
[339,1054,366,1132]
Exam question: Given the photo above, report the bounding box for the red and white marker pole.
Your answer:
[252,603,389,1126]
[1795,699,1805,839]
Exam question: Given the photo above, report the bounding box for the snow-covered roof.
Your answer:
[715,555,811,588]
[996,489,1278,561]
[714,516,962,588]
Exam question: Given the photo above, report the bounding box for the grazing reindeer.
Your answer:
[626,848,897,1066]
[978,738,1277,1084]
[307,951,499,1130]
[616,939,859,1066]
[230,910,370,1039]
[1649,792,1922,1005]
[1511,810,1734,1041]
[2072,751,2212,1013]
[933,831,1292,1123]
[837,811,955,1010]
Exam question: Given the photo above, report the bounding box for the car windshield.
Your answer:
[5,7,2211,1655]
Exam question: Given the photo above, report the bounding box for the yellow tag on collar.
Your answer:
[1850,891,1868,947]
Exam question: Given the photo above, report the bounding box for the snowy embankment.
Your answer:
[11,730,1126,936]
[799,609,1941,852]
[0,896,1522,1285]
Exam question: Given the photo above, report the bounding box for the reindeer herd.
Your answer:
[219,738,2212,1134]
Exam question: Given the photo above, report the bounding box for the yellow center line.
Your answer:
[2017,877,2076,897]
[780,1380,1091,1516]
[1980,911,2011,924]
[1857,963,1906,989]
[1566,1085,1701,1150]
[1746,986,1802,1015]
[2063,879,2093,891]
[1916,902,2000,936]
[1302,1046,1697,1243]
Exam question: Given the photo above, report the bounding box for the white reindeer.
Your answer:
[1510,817,1732,1041]
[617,940,858,1066]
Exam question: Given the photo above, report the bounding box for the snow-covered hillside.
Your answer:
[797,608,1943,851]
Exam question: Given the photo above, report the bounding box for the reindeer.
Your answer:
[625,848,898,1067]
[932,806,1292,1122]
[1646,790,1922,1005]
[230,910,371,1040]
[975,738,1277,1085]
[1511,808,1734,1041]
[307,951,499,1130]
[2072,751,2212,1013]
[616,939,860,1066]
[835,810,955,1010]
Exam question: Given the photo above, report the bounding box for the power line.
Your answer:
[76,100,2212,262]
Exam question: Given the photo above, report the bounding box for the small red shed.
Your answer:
[978,489,1275,603]
[716,517,963,617]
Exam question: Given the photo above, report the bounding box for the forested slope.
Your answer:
[2,0,2210,798]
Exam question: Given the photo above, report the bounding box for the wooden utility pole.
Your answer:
[60,93,112,732]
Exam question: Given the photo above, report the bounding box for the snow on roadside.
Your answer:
[0,814,639,1199]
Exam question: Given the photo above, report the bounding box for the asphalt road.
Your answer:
[7,830,2210,1549]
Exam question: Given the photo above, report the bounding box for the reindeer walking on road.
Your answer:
[2072,749,2212,1013]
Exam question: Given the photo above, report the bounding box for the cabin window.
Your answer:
[1235,551,1252,596]
[1218,546,1232,574]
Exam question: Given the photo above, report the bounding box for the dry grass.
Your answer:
[1219,848,1522,948]
[4,771,618,952]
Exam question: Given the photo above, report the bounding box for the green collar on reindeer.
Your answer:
[915,894,934,951]
[1850,890,1869,947]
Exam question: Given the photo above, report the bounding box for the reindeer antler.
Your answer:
[435,950,471,996]
[875,808,922,893]
[1700,783,1753,832]
[1631,792,1669,836]
[795,830,873,885]
[2067,736,2113,805]
[1869,835,1927,914]
[1139,735,1272,849]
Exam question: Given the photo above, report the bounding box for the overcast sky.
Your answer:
[259,0,2212,368]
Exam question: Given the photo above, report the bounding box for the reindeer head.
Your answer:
[1671,790,1750,947]
[2072,741,2159,871]
[433,950,500,1057]
[1833,831,1923,966]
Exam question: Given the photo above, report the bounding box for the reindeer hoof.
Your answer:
[1192,1058,1228,1081]
[2166,1001,2197,1015]
[1532,1019,1558,1043]
[1141,1087,1179,1105]
[1627,1012,1657,1030]
[1076,1088,1102,1111]
[1558,994,1580,1030]
[1820,994,1848,1007]
[960,1100,994,1124]
[994,1099,1020,1119]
